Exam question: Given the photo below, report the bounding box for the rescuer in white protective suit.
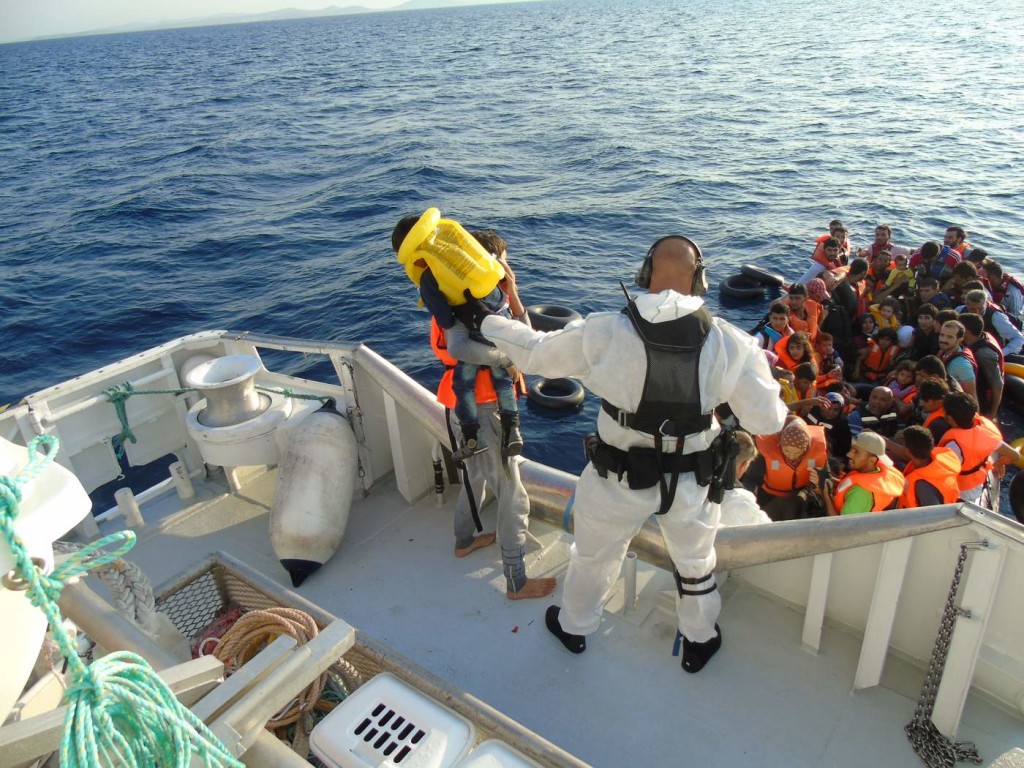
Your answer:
[465,235,787,673]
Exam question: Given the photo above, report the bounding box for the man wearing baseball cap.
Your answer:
[810,431,904,515]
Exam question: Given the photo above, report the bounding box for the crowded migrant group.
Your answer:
[745,221,1022,518]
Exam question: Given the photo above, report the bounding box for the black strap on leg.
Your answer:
[445,407,481,532]
[673,567,717,597]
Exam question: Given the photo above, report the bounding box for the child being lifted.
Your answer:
[392,208,524,462]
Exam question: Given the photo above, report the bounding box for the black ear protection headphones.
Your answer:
[634,235,708,296]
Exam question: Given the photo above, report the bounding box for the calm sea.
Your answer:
[2,0,1023,475]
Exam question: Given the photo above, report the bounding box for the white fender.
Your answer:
[270,402,358,587]
[1,438,91,722]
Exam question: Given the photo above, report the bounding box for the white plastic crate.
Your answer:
[310,672,475,768]
[454,740,543,768]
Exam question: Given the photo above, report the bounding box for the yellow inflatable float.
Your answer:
[1011,436,1024,469]
[397,207,504,305]
[1004,362,1024,379]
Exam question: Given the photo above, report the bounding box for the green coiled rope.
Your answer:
[0,435,243,768]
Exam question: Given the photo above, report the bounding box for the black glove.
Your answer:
[453,288,495,331]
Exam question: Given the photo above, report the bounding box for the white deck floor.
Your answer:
[109,466,1023,768]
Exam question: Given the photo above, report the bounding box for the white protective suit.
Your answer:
[482,289,787,642]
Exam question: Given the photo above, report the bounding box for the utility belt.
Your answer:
[584,429,738,512]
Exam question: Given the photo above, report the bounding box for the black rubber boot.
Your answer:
[500,412,524,459]
[681,624,721,674]
[545,606,586,654]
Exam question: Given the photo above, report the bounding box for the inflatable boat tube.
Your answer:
[740,264,786,288]
[1004,362,1024,379]
[527,304,583,332]
[1008,471,1024,524]
[999,376,1024,415]
[270,400,359,587]
[527,377,585,409]
[719,274,766,300]
[1003,353,1024,367]
[1003,376,1024,416]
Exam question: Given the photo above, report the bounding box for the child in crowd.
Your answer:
[869,296,901,331]
[885,359,918,406]
[774,331,815,374]
[853,327,899,383]
[884,253,915,296]
[392,214,523,461]
[852,313,877,353]
[814,332,844,388]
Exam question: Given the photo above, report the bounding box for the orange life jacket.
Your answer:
[860,341,898,382]
[923,407,946,428]
[833,462,905,513]
[786,298,822,342]
[773,336,811,373]
[812,235,850,269]
[431,318,512,409]
[756,427,828,497]
[938,415,1003,491]
[900,447,962,508]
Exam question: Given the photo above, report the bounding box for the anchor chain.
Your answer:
[904,540,988,768]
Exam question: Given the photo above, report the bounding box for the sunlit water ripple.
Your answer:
[2,0,1023,477]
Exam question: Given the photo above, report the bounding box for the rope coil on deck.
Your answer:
[209,606,328,729]
[1,435,243,768]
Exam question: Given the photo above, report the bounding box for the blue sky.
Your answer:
[0,1,405,43]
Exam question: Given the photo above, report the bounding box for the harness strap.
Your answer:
[959,459,988,476]
[445,407,481,532]
[654,432,684,515]
[601,401,712,436]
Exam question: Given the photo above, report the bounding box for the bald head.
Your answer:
[647,236,702,294]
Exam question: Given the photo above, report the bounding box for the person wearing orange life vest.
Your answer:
[796,223,849,285]
[428,231,556,601]
[754,417,828,521]
[919,383,951,443]
[853,327,899,383]
[937,391,1019,507]
[943,225,972,258]
[811,431,904,515]
[773,331,814,374]
[783,283,823,343]
[899,426,961,508]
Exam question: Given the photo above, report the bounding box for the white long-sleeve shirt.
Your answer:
[481,290,788,454]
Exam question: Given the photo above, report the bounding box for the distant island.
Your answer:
[14,0,540,44]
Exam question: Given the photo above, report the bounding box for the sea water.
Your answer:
[2,0,1023,476]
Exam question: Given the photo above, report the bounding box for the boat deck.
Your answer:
[102,465,1022,768]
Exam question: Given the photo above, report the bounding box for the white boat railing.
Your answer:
[3,329,1023,740]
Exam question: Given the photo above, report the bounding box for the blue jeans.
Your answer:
[452,362,517,429]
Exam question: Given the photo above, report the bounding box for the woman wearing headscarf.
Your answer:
[753,416,829,521]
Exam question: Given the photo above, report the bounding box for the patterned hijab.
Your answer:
[778,418,811,467]
[807,277,830,303]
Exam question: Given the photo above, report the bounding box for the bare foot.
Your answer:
[454,532,496,558]
[507,577,557,600]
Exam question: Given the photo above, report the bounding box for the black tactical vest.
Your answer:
[602,300,712,437]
